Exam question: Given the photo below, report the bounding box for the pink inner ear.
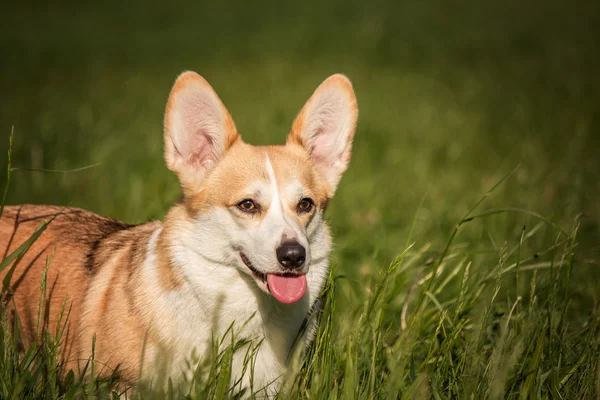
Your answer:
[297,82,356,193]
[310,132,337,166]
[307,100,349,167]
[169,89,224,172]
[182,132,217,170]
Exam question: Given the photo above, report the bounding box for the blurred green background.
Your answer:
[1,0,599,299]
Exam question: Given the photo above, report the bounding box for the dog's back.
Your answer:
[0,205,131,368]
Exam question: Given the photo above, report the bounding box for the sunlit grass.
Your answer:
[1,127,598,397]
[1,0,599,397]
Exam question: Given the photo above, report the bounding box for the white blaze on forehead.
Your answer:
[265,154,283,218]
[265,153,299,242]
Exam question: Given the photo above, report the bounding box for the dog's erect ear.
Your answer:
[164,71,239,193]
[287,74,358,197]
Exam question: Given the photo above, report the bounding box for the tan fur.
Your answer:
[185,142,330,217]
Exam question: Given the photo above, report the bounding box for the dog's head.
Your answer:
[162,72,357,304]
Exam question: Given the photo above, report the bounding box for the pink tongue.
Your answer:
[267,274,307,304]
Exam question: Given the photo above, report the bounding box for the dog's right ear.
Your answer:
[164,71,239,194]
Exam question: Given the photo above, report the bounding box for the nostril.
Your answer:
[276,242,306,270]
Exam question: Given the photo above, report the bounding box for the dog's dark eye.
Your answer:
[238,199,258,213]
[297,198,314,213]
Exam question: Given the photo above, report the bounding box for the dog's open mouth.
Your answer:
[240,253,307,304]
[240,253,266,282]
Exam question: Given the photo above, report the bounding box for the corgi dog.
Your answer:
[0,72,358,395]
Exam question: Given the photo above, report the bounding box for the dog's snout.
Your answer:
[276,241,306,270]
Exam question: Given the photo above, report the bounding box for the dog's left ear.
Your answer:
[164,71,239,194]
[287,74,358,197]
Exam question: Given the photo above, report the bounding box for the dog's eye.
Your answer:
[297,198,314,213]
[238,199,258,213]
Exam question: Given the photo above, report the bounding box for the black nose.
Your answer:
[276,241,306,270]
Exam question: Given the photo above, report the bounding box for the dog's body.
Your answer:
[0,72,357,395]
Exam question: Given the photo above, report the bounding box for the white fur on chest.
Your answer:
[136,228,327,393]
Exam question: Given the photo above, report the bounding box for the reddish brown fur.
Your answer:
[0,205,158,381]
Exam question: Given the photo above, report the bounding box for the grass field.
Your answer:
[1,0,600,398]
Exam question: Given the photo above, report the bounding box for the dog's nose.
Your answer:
[276,241,306,270]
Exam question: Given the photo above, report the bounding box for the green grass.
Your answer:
[1,0,600,398]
